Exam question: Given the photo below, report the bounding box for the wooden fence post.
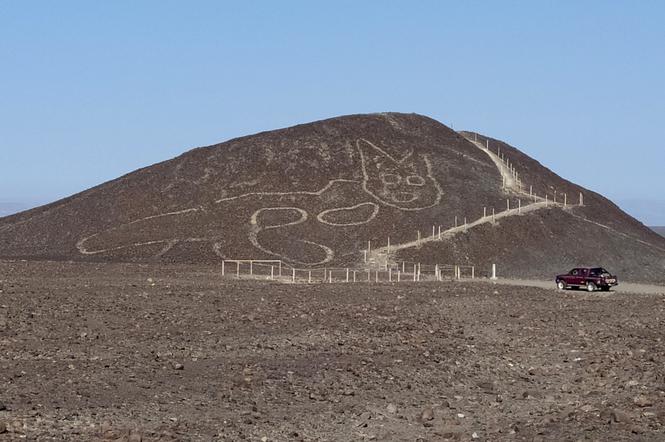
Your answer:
[236,262,240,279]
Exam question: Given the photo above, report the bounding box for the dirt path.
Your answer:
[470,277,665,296]
[367,134,561,267]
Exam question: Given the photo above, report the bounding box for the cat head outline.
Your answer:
[356,138,442,210]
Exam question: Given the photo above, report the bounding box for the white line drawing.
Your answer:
[215,179,359,203]
[249,207,334,265]
[76,138,447,261]
[76,207,205,255]
[356,138,443,210]
[316,202,379,226]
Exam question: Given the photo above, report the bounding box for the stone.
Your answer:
[421,406,434,421]
[386,403,397,414]
[128,430,143,442]
[440,425,464,439]
[633,395,653,407]
[172,362,184,370]
[612,409,633,424]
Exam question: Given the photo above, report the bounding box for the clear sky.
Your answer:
[1,1,664,224]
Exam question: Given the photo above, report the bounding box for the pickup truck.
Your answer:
[555,267,618,292]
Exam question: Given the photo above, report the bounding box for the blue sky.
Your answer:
[1,1,664,224]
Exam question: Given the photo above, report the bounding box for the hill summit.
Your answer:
[1,113,664,282]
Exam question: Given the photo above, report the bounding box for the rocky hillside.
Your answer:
[1,113,664,282]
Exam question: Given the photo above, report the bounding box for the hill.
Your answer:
[651,226,665,237]
[1,113,664,282]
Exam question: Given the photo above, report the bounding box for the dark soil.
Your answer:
[2,260,664,441]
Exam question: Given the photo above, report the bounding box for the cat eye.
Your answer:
[380,173,402,184]
[406,175,425,186]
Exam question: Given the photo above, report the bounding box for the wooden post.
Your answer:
[506,199,510,211]
[389,267,392,282]
[329,271,332,283]
[432,225,435,237]
[346,268,349,282]
[387,237,390,254]
[397,271,401,282]
[492,208,496,223]
[464,217,467,230]
[435,264,439,281]
[417,230,421,242]
[363,249,367,263]
[471,266,475,279]
[579,192,584,206]
[545,194,548,206]
[438,225,441,239]
[236,262,240,279]
[368,240,371,255]
[455,216,458,228]
[270,266,274,280]
[564,193,567,207]
[553,190,557,203]
[491,264,497,280]
[402,261,405,273]
[483,207,487,218]
[308,270,312,283]
[375,271,379,283]
[518,199,521,214]
[292,268,296,282]
[222,261,225,276]
[353,271,357,282]
[413,264,417,282]
[250,261,253,275]
[417,263,421,281]
[367,269,371,282]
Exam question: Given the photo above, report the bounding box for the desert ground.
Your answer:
[1,260,664,441]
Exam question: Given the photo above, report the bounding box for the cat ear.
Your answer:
[356,139,412,168]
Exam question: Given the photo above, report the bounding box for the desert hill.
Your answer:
[652,226,665,237]
[1,113,664,282]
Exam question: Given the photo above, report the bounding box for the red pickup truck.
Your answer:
[556,267,618,292]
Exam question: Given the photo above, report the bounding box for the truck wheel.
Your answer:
[587,282,597,292]
[557,280,566,290]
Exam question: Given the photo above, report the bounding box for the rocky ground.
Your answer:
[1,260,664,441]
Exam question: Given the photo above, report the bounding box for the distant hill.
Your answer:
[652,226,665,237]
[0,202,27,217]
[1,113,664,282]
